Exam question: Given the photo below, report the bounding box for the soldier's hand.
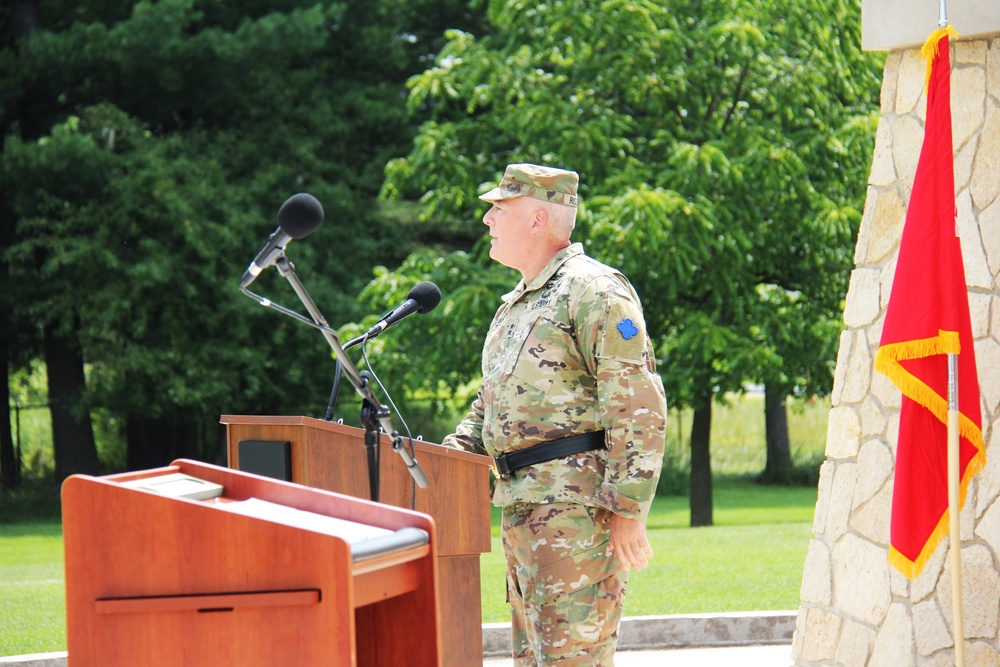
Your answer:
[608,513,653,572]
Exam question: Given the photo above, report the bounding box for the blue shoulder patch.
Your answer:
[617,318,639,340]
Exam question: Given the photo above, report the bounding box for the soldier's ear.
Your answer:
[529,207,548,232]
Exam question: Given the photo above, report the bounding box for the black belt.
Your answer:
[493,431,607,479]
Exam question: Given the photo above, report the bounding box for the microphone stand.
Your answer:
[240,252,429,501]
[324,332,367,422]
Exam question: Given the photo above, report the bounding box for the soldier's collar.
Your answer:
[503,243,583,303]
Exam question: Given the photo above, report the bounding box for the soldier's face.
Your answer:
[483,197,535,272]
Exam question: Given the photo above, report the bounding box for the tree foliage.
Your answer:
[366,0,884,522]
[1,0,478,481]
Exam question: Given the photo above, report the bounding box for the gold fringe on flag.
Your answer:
[921,25,959,91]
[876,330,987,580]
[875,331,984,451]
[889,437,986,580]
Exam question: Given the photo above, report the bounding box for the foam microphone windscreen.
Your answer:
[277,193,324,239]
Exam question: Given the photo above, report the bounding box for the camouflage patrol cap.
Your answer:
[480,163,579,208]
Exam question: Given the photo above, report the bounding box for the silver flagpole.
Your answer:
[948,353,965,667]
[940,1,965,663]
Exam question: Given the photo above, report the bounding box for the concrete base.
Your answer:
[1,611,797,665]
[0,656,64,667]
[483,611,796,657]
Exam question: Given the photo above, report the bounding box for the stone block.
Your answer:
[813,460,835,535]
[980,198,1000,279]
[885,411,900,457]
[974,496,1000,566]
[833,534,892,626]
[920,652,957,667]
[971,100,1000,210]
[881,52,902,114]
[891,115,924,199]
[827,406,862,460]
[850,478,891,544]
[840,339,873,405]
[895,49,926,116]
[799,539,832,605]
[859,397,888,438]
[975,337,1000,416]
[852,440,894,509]
[969,291,993,339]
[868,118,897,187]
[952,65,987,151]
[831,330,854,407]
[993,296,1000,346]
[954,132,978,194]
[827,462,859,541]
[870,370,901,412]
[798,607,842,663]
[835,618,876,667]
[910,541,947,603]
[957,189,994,289]
[844,268,882,327]
[891,564,911,599]
[869,602,916,667]
[954,40,988,65]
[878,262,896,321]
[863,188,905,266]
[967,641,1000,667]
[975,428,1000,518]
[913,599,954,656]
[790,607,807,661]
[990,40,1000,99]
[936,545,1000,640]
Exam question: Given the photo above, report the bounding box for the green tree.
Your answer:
[369,0,883,524]
[1,0,475,481]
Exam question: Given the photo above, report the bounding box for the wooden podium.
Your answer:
[220,415,494,667]
[63,458,440,666]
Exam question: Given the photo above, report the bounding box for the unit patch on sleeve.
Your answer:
[601,299,646,362]
[617,318,639,340]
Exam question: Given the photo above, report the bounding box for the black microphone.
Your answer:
[363,281,442,340]
[240,193,324,289]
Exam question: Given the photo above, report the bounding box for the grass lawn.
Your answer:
[479,477,815,623]
[0,478,815,656]
[1,393,826,655]
[0,522,64,656]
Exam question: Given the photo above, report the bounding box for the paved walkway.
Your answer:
[2,613,798,666]
[2,644,795,667]
[484,643,793,666]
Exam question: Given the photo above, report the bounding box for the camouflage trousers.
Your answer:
[501,502,629,666]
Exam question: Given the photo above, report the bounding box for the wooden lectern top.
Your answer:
[219,415,495,667]
[220,414,494,557]
[63,459,442,667]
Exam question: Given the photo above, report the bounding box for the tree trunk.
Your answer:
[11,0,41,37]
[44,323,100,482]
[762,384,792,484]
[689,390,713,527]
[3,0,38,491]
[126,414,201,472]
[0,338,20,490]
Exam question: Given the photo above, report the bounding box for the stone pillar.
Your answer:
[791,36,1000,667]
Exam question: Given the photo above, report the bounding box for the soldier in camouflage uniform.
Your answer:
[442,164,667,666]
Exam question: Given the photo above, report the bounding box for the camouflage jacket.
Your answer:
[443,243,666,520]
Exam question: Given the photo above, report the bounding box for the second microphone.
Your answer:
[362,281,442,341]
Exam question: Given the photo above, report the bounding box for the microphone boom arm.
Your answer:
[240,254,429,490]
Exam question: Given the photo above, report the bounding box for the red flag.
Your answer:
[874,27,985,581]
